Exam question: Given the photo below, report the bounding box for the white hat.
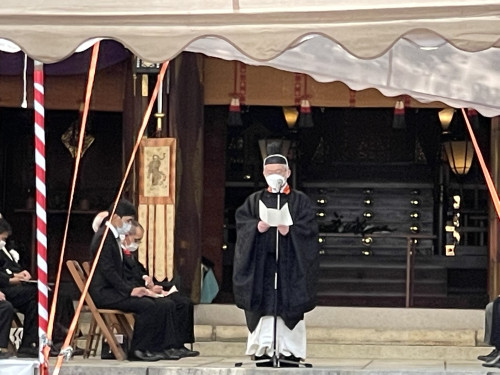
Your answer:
[92,211,109,232]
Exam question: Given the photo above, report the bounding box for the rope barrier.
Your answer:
[461,108,500,220]
[44,41,100,368]
[52,60,169,375]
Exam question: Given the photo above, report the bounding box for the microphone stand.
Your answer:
[236,183,312,368]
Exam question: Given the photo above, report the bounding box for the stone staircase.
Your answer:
[193,304,489,361]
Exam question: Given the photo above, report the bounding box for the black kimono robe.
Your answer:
[233,188,319,332]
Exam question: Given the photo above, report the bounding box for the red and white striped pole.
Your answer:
[34,60,49,373]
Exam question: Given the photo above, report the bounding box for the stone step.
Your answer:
[194,305,485,330]
[193,341,487,361]
[71,304,490,361]
[195,325,483,347]
[192,304,489,360]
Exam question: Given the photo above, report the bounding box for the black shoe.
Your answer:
[72,347,84,356]
[279,354,301,367]
[483,353,500,367]
[478,348,498,361]
[129,350,163,362]
[159,349,180,360]
[0,350,11,359]
[483,360,500,368]
[17,344,39,358]
[254,354,273,367]
[175,346,199,358]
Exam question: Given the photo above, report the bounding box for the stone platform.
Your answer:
[9,305,495,375]
[192,305,488,360]
[45,356,497,375]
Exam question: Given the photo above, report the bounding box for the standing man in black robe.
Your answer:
[233,153,319,364]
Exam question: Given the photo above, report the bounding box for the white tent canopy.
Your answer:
[2,0,500,115]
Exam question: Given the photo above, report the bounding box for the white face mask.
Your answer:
[127,242,139,252]
[265,174,286,193]
[0,240,5,249]
[117,220,132,236]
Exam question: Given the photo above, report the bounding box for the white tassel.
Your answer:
[21,53,27,108]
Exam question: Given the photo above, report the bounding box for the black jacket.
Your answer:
[89,225,136,307]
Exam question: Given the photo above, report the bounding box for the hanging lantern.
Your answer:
[443,141,474,175]
[392,100,406,129]
[438,108,455,132]
[227,97,243,127]
[297,99,314,128]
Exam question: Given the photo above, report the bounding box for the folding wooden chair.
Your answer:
[66,260,133,360]
[79,261,134,357]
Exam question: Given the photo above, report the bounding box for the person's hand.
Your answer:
[142,275,154,288]
[20,270,32,280]
[151,285,163,294]
[257,221,270,233]
[277,225,289,236]
[130,287,149,297]
[10,270,31,284]
[0,291,5,301]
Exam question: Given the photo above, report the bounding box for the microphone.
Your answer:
[275,179,283,192]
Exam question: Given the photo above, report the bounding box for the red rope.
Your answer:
[50,41,100,372]
[461,108,500,219]
[52,60,169,375]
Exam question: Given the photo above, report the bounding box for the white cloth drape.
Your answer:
[246,316,307,359]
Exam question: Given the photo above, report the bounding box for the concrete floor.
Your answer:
[1,355,498,375]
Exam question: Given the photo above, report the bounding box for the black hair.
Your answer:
[108,199,137,218]
[0,218,12,236]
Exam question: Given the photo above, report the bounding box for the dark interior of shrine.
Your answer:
[0,103,491,308]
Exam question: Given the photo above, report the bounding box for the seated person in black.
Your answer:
[89,199,182,361]
[121,220,198,358]
[0,290,14,359]
[0,217,78,358]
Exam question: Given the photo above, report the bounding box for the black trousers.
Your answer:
[166,292,195,346]
[2,284,38,348]
[2,283,75,348]
[0,300,14,348]
[103,296,179,352]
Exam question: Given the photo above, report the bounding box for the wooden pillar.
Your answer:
[168,53,204,301]
[489,117,500,299]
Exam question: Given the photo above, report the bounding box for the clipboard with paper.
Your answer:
[259,201,294,227]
